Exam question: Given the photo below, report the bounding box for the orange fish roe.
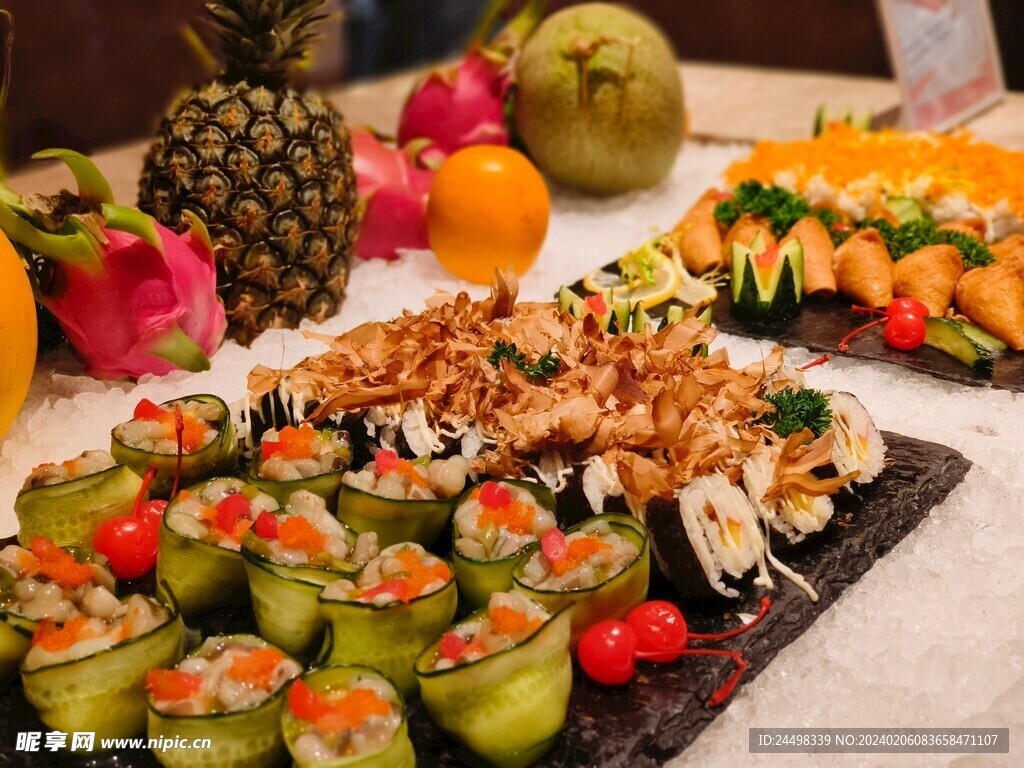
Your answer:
[227,647,285,690]
[392,459,428,488]
[31,616,91,651]
[30,538,96,590]
[277,516,327,554]
[263,424,317,461]
[478,500,533,535]
[489,605,542,637]
[394,548,450,599]
[726,125,1024,219]
[211,517,254,544]
[316,688,392,734]
[550,536,610,577]
[145,410,208,453]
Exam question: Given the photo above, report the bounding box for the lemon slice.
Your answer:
[582,269,624,293]
[582,262,681,309]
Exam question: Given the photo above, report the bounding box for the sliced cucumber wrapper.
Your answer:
[413,604,573,768]
[147,634,297,768]
[317,575,458,697]
[155,479,275,618]
[112,394,239,499]
[242,528,362,661]
[14,464,144,548]
[335,484,456,549]
[511,513,650,649]
[730,233,803,323]
[21,595,186,750]
[923,317,1005,376]
[245,444,351,507]
[452,480,556,612]
[281,665,416,768]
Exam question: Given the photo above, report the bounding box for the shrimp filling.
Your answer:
[166,478,279,552]
[454,481,557,561]
[22,450,117,489]
[257,425,352,482]
[147,636,302,716]
[430,591,550,671]
[518,521,640,592]
[341,451,469,501]
[320,543,450,607]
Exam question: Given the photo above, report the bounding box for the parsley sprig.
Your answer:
[487,341,561,380]
[863,218,993,268]
[755,387,833,439]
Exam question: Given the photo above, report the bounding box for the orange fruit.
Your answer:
[427,146,550,285]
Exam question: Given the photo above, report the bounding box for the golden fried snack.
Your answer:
[833,229,894,308]
[673,189,723,275]
[782,217,836,297]
[892,245,963,318]
[721,214,775,267]
[955,261,1024,350]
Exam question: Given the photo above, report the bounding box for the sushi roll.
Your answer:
[647,474,768,599]
[337,450,470,548]
[743,446,835,541]
[827,391,886,485]
[112,396,238,498]
[146,635,302,768]
[318,543,457,696]
[414,592,572,768]
[242,491,379,660]
[246,424,353,506]
[282,665,415,768]
[0,538,116,680]
[21,593,185,748]
[156,478,280,617]
[452,480,557,610]
[14,450,144,548]
[511,514,649,648]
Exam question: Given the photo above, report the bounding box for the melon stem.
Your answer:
[567,35,638,122]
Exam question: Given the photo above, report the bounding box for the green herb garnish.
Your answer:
[755,387,832,439]
[861,218,993,268]
[487,341,561,380]
[713,180,811,237]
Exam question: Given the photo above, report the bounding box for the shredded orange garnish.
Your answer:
[726,124,1024,219]
[550,536,610,577]
[31,616,90,651]
[394,548,450,599]
[277,516,327,553]
[315,688,391,733]
[228,647,285,689]
[478,500,533,535]
[488,605,542,636]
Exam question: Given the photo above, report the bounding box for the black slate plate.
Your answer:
[0,432,970,767]
[568,270,1024,392]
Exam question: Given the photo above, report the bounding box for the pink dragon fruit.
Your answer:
[352,128,440,261]
[397,0,545,155]
[0,149,225,379]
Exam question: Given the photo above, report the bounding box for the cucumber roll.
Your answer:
[157,478,280,617]
[242,490,379,660]
[827,391,886,485]
[337,450,470,548]
[21,593,185,749]
[246,424,353,506]
[112,396,238,498]
[512,514,649,648]
[0,538,116,680]
[318,543,457,697]
[452,480,557,610]
[14,450,144,548]
[146,635,302,768]
[414,592,573,768]
[282,665,415,768]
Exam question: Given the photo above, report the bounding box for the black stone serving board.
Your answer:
[568,270,1024,392]
[0,432,970,768]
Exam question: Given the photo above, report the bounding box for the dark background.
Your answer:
[1,0,1021,169]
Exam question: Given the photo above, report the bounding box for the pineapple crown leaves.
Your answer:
[205,0,330,84]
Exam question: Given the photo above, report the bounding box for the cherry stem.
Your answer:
[838,317,887,352]
[851,305,886,317]
[690,597,772,642]
[679,648,749,707]
[171,405,184,499]
[797,353,832,371]
[132,466,158,517]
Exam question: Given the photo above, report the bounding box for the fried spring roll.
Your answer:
[673,189,724,275]
[721,214,775,267]
[938,218,986,241]
[955,261,1024,350]
[990,234,1024,269]
[866,201,899,226]
[892,244,963,318]
[782,217,836,297]
[833,229,894,308]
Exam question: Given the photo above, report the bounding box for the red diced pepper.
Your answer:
[374,449,400,474]
[146,669,204,701]
[133,398,166,421]
[541,527,567,565]
[478,481,512,509]
[253,511,279,540]
[834,222,854,233]
[439,631,468,660]
[215,494,252,532]
[261,440,284,460]
[585,293,608,315]
[754,244,779,268]
[288,678,333,722]
[358,579,408,603]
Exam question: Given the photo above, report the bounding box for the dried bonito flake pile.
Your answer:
[249,275,849,506]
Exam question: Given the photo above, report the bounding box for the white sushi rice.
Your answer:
[827,390,887,485]
[2,141,1023,765]
[742,447,834,541]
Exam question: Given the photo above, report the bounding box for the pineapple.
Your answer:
[139,0,357,345]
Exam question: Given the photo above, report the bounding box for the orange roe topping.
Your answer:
[392,548,450,601]
[31,616,90,651]
[30,538,96,590]
[478,500,533,535]
[315,688,392,734]
[394,459,428,488]
[210,518,253,544]
[489,605,542,637]
[549,535,610,577]
[725,124,1024,219]
[133,401,209,453]
[227,647,285,690]
[263,424,317,461]
[277,516,327,554]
